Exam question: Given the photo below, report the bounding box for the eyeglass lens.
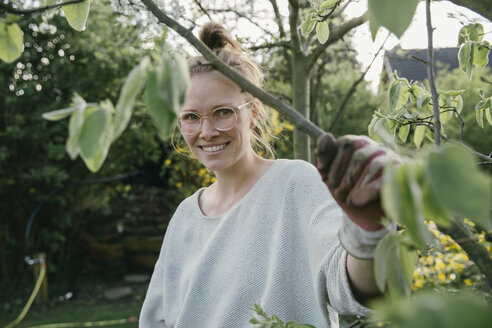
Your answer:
[180,107,237,134]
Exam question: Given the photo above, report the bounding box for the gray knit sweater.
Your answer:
[139,159,369,328]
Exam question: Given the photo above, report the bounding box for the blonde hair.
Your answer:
[187,21,276,159]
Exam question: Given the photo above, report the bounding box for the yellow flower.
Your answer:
[283,123,294,131]
[413,279,424,290]
[437,273,446,282]
[175,182,183,189]
[124,185,131,192]
[435,259,446,271]
[464,279,473,286]
[198,168,206,177]
[164,159,172,167]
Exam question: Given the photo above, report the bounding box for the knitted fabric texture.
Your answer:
[139,159,370,328]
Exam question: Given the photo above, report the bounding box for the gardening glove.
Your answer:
[315,133,399,259]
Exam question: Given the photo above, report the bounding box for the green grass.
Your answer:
[1,283,146,328]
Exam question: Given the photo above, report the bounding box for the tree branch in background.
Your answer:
[328,35,389,130]
[307,13,367,72]
[425,0,442,146]
[332,0,354,18]
[441,220,492,289]
[249,41,290,51]
[0,0,86,15]
[139,0,324,139]
[207,8,276,39]
[269,0,286,39]
[192,0,212,20]
[447,0,492,21]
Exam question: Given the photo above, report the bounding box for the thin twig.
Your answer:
[411,55,429,65]
[140,0,324,139]
[191,0,212,20]
[319,0,342,21]
[328,34,389,130]
[425,0,441,146]
[0,0,86,15]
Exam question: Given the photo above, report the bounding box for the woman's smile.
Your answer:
[199,142,230,153]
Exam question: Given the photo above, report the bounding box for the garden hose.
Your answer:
[4,261,46,328]
[24,317,138,328]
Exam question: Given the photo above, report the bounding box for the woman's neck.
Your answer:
[199,151,273,217]
[213,151,270,196]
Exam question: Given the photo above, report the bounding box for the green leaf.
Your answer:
[78,100,114,172]
[425,144,492,228]
[300,14,316,37]
[113,56,150,141]
[320,0,340,10]
[368,0,419,38]
[473,41,490,67]
[476,108,484,128]
[145,68,176,140]
[316,21,329,44]
[415,163,451,226]
[374,233,416,296]
[66,94,87,159]
[381,163,432,249]
[398,124,410,143]
[0,20,24,63]
[413,125,425,148]
[368,8,381,40]
[42,106,79,121]
[458,41,474,80]
[388,80,402,111]
[62,0,91,31]
[486,100,492,126]
[458,23,484,45]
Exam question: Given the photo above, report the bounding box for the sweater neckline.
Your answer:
[195,159,284,219]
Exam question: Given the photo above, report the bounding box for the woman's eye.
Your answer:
[182,113,200,121]
[214,107,234,118]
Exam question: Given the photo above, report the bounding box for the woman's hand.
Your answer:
[315,133,399,231]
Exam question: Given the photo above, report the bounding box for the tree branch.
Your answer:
[307,13,367,72]
[269,0,286,39]
[288,0,303,57]
[425,0,442,146]
[328,35,389,130]
[139,0,324,139]
[191,0,212,20]
[0,0,86,15]
[249,41,290,51]
[441,219,492,289]
[207,8,276,39]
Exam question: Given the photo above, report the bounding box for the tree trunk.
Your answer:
[292,61,311,160]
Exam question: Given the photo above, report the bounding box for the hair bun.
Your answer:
[199,22,229,51]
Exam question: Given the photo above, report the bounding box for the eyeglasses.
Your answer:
[178,101,252,135]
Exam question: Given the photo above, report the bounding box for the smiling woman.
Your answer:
[139,21,399,328]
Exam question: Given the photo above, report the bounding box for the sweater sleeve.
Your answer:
[291,162,370,316]
[139,258,168,328]
[310,202,371,316]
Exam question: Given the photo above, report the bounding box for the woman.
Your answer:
[140,22,396,328]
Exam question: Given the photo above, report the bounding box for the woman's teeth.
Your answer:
[202,143,227,152]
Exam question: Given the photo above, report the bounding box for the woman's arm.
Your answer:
[315,133,400,301]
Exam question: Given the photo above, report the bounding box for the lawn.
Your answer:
[1,280,147,328]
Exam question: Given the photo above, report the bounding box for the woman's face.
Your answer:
[180,71,255,172]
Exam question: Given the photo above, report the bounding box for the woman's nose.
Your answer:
[199,117,220,138]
